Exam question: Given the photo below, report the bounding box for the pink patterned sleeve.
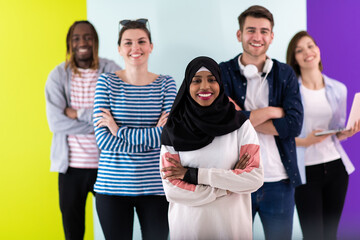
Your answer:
[160,146,227,207]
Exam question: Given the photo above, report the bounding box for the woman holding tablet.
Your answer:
[287,31,360,240]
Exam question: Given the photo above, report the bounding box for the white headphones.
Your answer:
[243,58,273,80]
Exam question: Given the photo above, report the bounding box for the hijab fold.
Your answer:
[161,56,248,151]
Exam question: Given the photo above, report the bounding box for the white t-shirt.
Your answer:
[161,120,263,240]
[239,56,288,182]
[301,85,340,166]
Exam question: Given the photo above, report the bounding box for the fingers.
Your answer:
[99,108,111,114]
[234,153,251,170]
[346,120,359,137]
[311,130,329,143]
[94,112,105,118]
[352,120,360,134]
[95,118,112,128]
[161,166,184,180]
[162,173,182,180]
[164,157,181,167]
[95,119,107,127]
[157,112,170,127]
[94,108,112,118]
[157,118,168,127]
[161,166,179,172]
[161,111,169,117]
[228,97,241,111]
[235,160,248,169]
[162,157,186,180]
[239,152,250,161]
[95,109,116,128]
[94,112,110,119]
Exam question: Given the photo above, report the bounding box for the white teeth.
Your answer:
[131,54,141,57]
[250,43,262,47]
[198,93,211,97]
[305,56,314,61]
[79,49,88,52]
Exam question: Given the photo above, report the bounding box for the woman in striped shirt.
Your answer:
[93,19,177,240]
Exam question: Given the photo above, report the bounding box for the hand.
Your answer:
[226,153,251,195]
[337,120,360,140]
[156,112,170,127]
[228,97,242,111]
[234,153,251,170]
[65,107,77,119]
[161,157,187,180]
[94,108,119,136]
[305,130,330,146]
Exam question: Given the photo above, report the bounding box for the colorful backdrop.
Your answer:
[0,0,358,239]
[0,1,93,239]
[308,0,360,238]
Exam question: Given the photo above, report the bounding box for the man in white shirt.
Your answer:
[220,5,304,240]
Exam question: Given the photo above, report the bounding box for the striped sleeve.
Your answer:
[115,125,162,148]
[160,146,227,207]
[114,76,177,147]
[93,74,177,152]
[198,120,263,194]
[93,74,132,152]
[161,75,177,113]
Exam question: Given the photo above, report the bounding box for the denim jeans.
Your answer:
[251,179,295,240]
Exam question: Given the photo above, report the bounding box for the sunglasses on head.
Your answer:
[119,18,148,27]
[118,18,150,35]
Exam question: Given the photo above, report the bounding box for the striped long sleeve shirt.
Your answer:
[93,73,177,196]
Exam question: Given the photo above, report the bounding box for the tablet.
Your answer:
[315,128,345,136]
[346,92,360,129]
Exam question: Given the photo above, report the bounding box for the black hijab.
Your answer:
[161,56,248,151]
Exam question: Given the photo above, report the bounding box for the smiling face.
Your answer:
[237,16,273,62]
[71,23,94,68]
[294,36,321,71]
[189,70,220,107]
[118,29,153,66]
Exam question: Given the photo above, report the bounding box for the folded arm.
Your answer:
[45,71,94,134]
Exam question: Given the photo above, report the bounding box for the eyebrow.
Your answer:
[123,37,147,41]
[245,27,270,31]
[296,41,314,49]
[193,74,214,77]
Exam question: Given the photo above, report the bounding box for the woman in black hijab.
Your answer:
[160,56,264,240]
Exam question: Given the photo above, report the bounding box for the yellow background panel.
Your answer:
[0,0,95,239]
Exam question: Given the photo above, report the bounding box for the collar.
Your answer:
[237,54,246,76]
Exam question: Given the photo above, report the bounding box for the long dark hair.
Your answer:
[286,31,323,76]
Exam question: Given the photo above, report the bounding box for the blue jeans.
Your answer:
[251,179,295,240]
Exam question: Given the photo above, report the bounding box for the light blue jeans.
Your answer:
[251,179,295,240]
